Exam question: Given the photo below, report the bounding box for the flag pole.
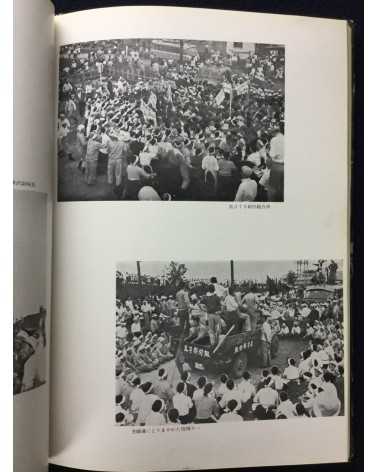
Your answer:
[229,86,233,118]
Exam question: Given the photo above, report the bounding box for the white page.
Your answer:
[13,0,55,471]
[51,6,350,471]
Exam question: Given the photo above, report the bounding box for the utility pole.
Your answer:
[179,40,184,64]
[136,261,142,288]
[230,260,235,286]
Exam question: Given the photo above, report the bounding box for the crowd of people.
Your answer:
[58,40,285,202]
[13,307,47,394]
[115,275,344,425]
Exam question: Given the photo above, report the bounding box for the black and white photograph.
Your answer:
[13,190,48,395]
[58,39,285,202]
[115,259,344,426]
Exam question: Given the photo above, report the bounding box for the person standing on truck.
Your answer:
[174,283,191,377]
[176,281,190,336]
[166,295,176,317]
[242,285,259,333]
[224,286,251,332]
[260,312,273,367]
[203,285,222,347]
[210,277,226,300]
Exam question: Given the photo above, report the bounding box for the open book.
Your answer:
[13,2,351,471]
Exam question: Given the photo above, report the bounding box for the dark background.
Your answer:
[49,1,363,471]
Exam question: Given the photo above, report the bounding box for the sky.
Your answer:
[117,260,309,283]
[13,191,47,320]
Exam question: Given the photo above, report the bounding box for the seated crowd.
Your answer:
[115,343,344,426]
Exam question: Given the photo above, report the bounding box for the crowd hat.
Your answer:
[126,373,136,385]
[141,381,153,394]
[132,376,141,387]
[158,368,168,380]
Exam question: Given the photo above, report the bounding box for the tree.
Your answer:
[164,261,188,288]
[116,271,124,290]
[286,270,297,286]
[266,275,278,295]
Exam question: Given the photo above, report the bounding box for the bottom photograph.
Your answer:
[115,260,344,426]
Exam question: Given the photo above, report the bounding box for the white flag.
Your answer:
[223,82,233,95]
[140,100,157,125]
[215,88,225,106]
[167,84,172,103]
[235,80,249,96]
[148,91,157,110]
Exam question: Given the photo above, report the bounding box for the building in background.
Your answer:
[226,41,255,57]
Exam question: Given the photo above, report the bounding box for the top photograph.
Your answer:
[57,38,285,202]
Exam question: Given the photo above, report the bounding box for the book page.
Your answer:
[50,6,350,472]
[13,0,55,471]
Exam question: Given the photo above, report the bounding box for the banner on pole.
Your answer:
[223,82,233,95]
[167,84,173,103]
[215,88,225,106]
[147,91,157,110]
[235,80,249,96]
[140,100,157,125]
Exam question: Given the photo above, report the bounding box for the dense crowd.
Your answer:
[115,276,344,425]
[58,40,285,201]
[13,308,47,394]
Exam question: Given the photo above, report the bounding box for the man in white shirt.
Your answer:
[172,382,193,424]
[208,277,225,300]
[238,371,256,404]
[138,186,161,201]
[129,377,145,416]
[269,128,284,164]
[254,378,279,409]
[219,379,242,411]
[283,358,300,381]
[202,146,219,188]
[137,382,160,425]
[313,372,340,417]
[234,166,258,202]
[242,286,259,333]
[145,399,166,426]
[267,124,284,201]
[218,399,243,422]
[275,391,297,418]
[260,313,273,367]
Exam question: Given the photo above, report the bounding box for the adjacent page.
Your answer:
[13,0,55,471]
[51,6,350,472]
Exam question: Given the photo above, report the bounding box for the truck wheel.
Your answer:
[231,352,248,378]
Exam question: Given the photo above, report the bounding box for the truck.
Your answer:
[303,285,343,304]
[174,324,279,378]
